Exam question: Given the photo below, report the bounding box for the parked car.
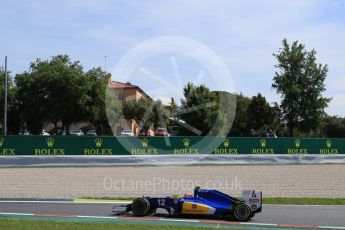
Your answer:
[138,129,153,136]
[86,129,97,136]
[168,126,179,136]
[51,128,66,136]
[69,130,84,136]
[155,128,170,136]
[40,130,50,136]
[18,130,31,135]
[138,130,146,136]
[121,129,134,136]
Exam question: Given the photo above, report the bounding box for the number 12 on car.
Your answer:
[157,198,166,207]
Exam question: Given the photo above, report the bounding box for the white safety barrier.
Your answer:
[1,155,345,167]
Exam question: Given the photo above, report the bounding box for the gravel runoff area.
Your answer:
[1,165,345,198]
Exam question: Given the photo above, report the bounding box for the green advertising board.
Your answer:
[0,136,344,156]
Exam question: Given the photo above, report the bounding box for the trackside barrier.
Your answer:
[0,136,344,156]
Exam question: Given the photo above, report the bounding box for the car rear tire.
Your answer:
[132,198,150,216]
[233,203,252,222]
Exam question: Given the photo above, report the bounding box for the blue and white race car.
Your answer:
[112,187,262,221]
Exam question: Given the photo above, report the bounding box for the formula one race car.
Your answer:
[112,187,262,222]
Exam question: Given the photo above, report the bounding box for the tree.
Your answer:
[0,68,21,134]
[178,83,234,136]
[85,68,114,135]
[322,116,345,138]
[247,93,274,133]
[153,100,170,129]
[104,87,122,135]
[271,102,288,137]
[168,97,177,118]
[15,72,44,134]
[228,93,251,136]
[123,98,152,125]
[122,97,154,132]
[122,98,169,132]
[15,55,89,134]
[272,39,331,136]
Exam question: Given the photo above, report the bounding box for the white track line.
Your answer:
[265,204,345,207]
[159,218,200,223]
[240,222,278,226]
[75,201,130,204]
[0,201,129,204]
[0,201,74,204]
[0,212,34,216]
[77,215,118,219]
[319,227,345,229]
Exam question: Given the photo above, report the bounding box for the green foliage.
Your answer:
[322,116,345,138]
[228,93,251,136]
[85,68,115,135]
[105,87,121,135]
[272,39,331,136]
[213,91,236,136]
[0,68,21,134]
[15,55,86,133]
[229,94,284,137]
[168,97,178,118]
[15,55,111,134]
[122,98,170,131]
[123,97,153,125]
[271,102,289,137]
[1,41,342,137]
[152,100,170,129]
[247,93,274,133]
[178,83,235,136]
[84,68,108,122]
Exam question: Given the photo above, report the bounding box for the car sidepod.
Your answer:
[180,201,216,215]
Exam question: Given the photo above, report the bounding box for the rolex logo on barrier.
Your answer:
[84,138,112,155]
[252,139,274,154]
[294,139,301,148]
[35,137,65,155]
[287,139,307,154]
[0,137,15,155]
[95,138,103,148]
[46,137,55,148]
[223,139,229,148]
[174,138,199,155]
[141,138,149,148]
[214,138,238,154]
[0,137,4,148]
[183,138,190,148]
[131,138,158,155]
[320,139,338,154]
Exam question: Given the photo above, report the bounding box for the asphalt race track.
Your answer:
[0,201,345,229]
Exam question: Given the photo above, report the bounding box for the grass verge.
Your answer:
[0,218,229,230]
[263,197,345,205]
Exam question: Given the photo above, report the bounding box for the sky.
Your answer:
[1,0,345,116]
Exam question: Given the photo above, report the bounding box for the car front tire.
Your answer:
[132,198,150,216]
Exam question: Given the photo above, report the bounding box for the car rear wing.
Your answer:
[242,190,262,213]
